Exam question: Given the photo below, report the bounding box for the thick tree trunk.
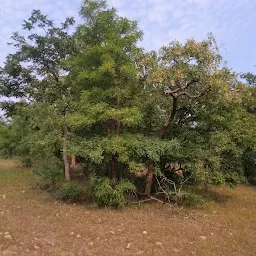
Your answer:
[144,167,154,196]
[63,126,71,181]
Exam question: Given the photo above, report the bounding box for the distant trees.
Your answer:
[0,121,16,157]
[0,0,255,207]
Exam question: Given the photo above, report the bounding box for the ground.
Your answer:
[0,159,255,256]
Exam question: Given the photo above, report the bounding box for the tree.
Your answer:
[67,0,143,181]
[1,0,255,207]
[134,36,233,188]
[0,121,17,157]
[0,10,76,180]
[239,72,256,184]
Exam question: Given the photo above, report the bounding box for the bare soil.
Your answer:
[0,159,255,256]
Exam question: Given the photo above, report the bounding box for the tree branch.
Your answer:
[164,79,200,96]
[161,78,202,137]
[164,87,181,95]
[184,79,200,89]
[177,91,202,99]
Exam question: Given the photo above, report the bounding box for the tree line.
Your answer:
[0,0,255,207]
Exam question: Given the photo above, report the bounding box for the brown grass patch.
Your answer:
[0,159,19,170]
[0,160,255,256]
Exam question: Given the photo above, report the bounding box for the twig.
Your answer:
[156,176,177,204]
[156,177,173,203]
[132,198,153,204]
[132,195,173,207]
[178,173,193,194]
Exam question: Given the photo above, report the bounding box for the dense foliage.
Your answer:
[0,0,255,207]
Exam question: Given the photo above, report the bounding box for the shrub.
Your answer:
[212,171,225,185]
[33,158,63,190]
[249,176,256,185]
[179,192,204,208]
[57,182,86,202]
[89,176,136,208]
[243,149,256,185]
[224,172,246,187]
[21,157,32,167]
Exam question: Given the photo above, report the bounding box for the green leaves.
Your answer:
[1,0,256,191]
[70,134,181,165]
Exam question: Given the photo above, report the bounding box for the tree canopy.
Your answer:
[0,0,255,207]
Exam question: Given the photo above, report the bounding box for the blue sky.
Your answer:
[0,0,255,73]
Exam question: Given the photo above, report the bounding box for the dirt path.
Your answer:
[0,159,256,256]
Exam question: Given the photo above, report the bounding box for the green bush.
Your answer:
[212,171,225,185]
[224,172,246,187]
[89,176,136,208]
[179,193,204,208]
[57,182,86,202]
[21,157,32,167]
[243,149,256,185]
[249,176,256,185]
[33,158,64,190]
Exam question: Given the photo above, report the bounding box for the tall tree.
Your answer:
[0,10,76,180]
[67,0,143,181]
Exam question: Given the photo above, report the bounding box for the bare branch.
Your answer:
[178,173,193,194]
[164,79,200,96]
[164,87,180,96]
[177,91,203,99]
[132,196,173,207]
[184,79,200,89]
[161,78,203,136]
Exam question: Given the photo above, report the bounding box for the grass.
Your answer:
[0,159,256,256]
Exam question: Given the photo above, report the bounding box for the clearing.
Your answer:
[0,159,255,256]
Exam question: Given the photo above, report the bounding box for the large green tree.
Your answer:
[0,10,76,179]
[1,0,255,206]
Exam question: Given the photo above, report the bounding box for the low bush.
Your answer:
[57,181,86,202]
[89,176,136,208]
[33,158,64,190]
[224,172,247,187]
[179,192,204,208]
[20,157,32,168]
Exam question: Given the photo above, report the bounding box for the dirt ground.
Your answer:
[0,159,255,256]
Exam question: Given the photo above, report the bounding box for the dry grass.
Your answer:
[0,159,19,171]
[0,159,255,256]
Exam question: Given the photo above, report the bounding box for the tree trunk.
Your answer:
[160,96,178,137]
[116,119,121,136]
[144,167,154,196]
[109,91,120,182]
[9,148,13,158]
[63,126,71,181]
[116,92,121,136]
[107,121,111,136]
[71,154,76,167]
[110,156,117,183]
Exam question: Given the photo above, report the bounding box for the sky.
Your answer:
[0,0,255,74]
